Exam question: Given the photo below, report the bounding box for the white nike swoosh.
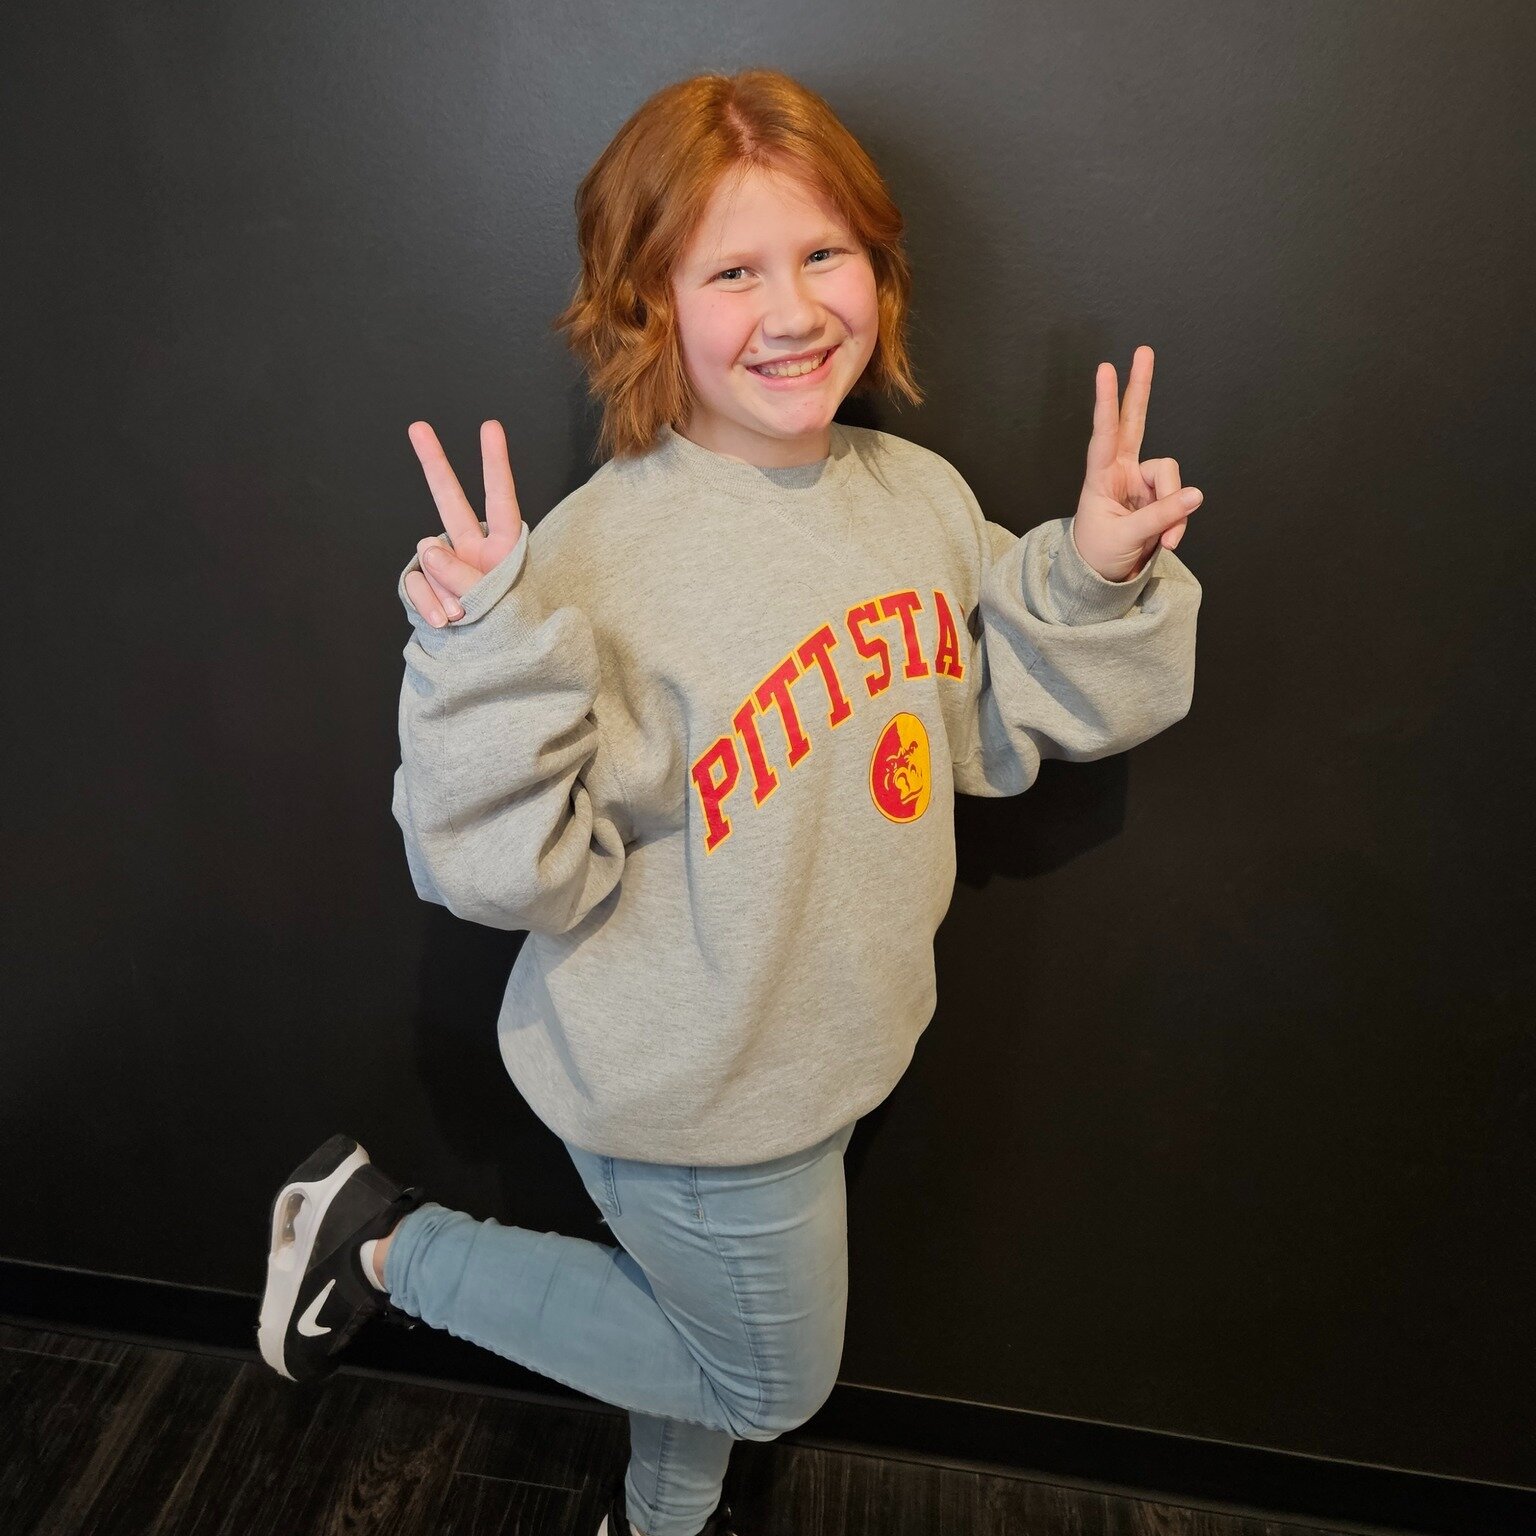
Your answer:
[297,1278,335,1336]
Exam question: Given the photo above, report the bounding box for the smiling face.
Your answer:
[670,164,879,468]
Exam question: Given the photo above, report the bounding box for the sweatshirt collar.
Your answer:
[651,422,856,501]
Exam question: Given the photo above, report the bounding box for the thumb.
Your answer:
[417,536,476,597]
[1137,486,1202,541]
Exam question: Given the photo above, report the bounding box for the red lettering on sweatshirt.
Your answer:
[879,590,930,680]
[692,585,969,854]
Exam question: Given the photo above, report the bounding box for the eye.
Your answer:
[714,248,846,283]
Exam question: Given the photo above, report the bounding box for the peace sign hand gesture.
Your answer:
[404,419,526,627]
[1072,346,1203,585]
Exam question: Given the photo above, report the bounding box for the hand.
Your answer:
[404,419,525,627]
[1072,345,1203,584]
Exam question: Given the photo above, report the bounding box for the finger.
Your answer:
[414,553,464,618]
[405,569,455,628]
[480,420,524,547]
[1149,455,1180,503]
[1085,361,1122,482]
[1139,456,1179,499]
[1146,456,1186,551]
[407,421,486,551]
[1130,484,1201,545]
[1119,344,1153,462]
[415,535,475,601]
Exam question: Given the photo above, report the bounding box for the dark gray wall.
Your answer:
[5,0,1531,1491]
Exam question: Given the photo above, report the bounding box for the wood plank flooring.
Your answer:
[0,1320,1373,1536]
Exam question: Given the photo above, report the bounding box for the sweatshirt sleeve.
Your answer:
[950,492,1202,798]
[390,518,633,934]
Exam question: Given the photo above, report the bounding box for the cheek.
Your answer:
[831,266,880,332]
[680,298,749,366]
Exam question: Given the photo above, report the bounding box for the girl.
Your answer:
[257,68,1203,1536]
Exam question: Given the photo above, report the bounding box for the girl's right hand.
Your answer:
[404,419,526,627]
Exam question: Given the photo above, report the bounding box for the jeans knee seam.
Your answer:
[639,1415,674,1531]
[693,1184,766,1432]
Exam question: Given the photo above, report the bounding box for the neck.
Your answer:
[676,416,832,469]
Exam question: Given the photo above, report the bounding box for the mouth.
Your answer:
[745,344,839,387]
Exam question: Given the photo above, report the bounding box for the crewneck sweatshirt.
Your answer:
[393,421,1202,1165]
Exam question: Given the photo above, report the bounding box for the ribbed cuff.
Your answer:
[396,519,533,643]
[1045,516,1160,623]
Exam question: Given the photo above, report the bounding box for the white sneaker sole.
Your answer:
[257,1140,371,1380]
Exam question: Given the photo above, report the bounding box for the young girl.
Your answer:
[257,68,1203,1536]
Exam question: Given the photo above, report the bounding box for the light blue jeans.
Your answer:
[383,1117,857,1536]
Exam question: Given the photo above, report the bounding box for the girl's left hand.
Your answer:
[1072,345,1203,584]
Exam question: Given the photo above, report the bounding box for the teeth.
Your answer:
[751,349,830,378]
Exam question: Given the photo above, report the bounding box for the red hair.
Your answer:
[549,69,924,464]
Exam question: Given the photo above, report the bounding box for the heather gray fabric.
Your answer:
[392,421,1202,1164]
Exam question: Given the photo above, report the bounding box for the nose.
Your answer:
[759,272,827,343]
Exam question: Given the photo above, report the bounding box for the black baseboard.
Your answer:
[1,1258,1529,1536]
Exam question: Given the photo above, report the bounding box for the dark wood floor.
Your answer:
[1,1319,1365,1536]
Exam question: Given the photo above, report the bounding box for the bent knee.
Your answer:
[727,1370,840,1442]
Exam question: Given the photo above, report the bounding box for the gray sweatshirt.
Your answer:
[393,421,1202,1165]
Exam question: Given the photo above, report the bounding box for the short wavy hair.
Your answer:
[550,69,924,464]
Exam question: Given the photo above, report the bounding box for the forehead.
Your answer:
[684,168,844,257]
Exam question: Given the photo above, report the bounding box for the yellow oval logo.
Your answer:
[870,712,931,823]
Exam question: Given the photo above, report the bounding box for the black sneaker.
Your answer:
[257,1132,427,1383]
[600,1472,738,1535]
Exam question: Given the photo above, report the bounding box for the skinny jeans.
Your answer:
[383,1118,857,1536]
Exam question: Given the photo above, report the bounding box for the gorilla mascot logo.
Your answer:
[869,712,932,824]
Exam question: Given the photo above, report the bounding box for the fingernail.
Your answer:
[429,611,445,627]
[1182,489,1203,509]
[446,603,463,620]
[425,546,446,565]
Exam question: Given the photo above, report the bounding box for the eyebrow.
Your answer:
[701,232,851,269]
